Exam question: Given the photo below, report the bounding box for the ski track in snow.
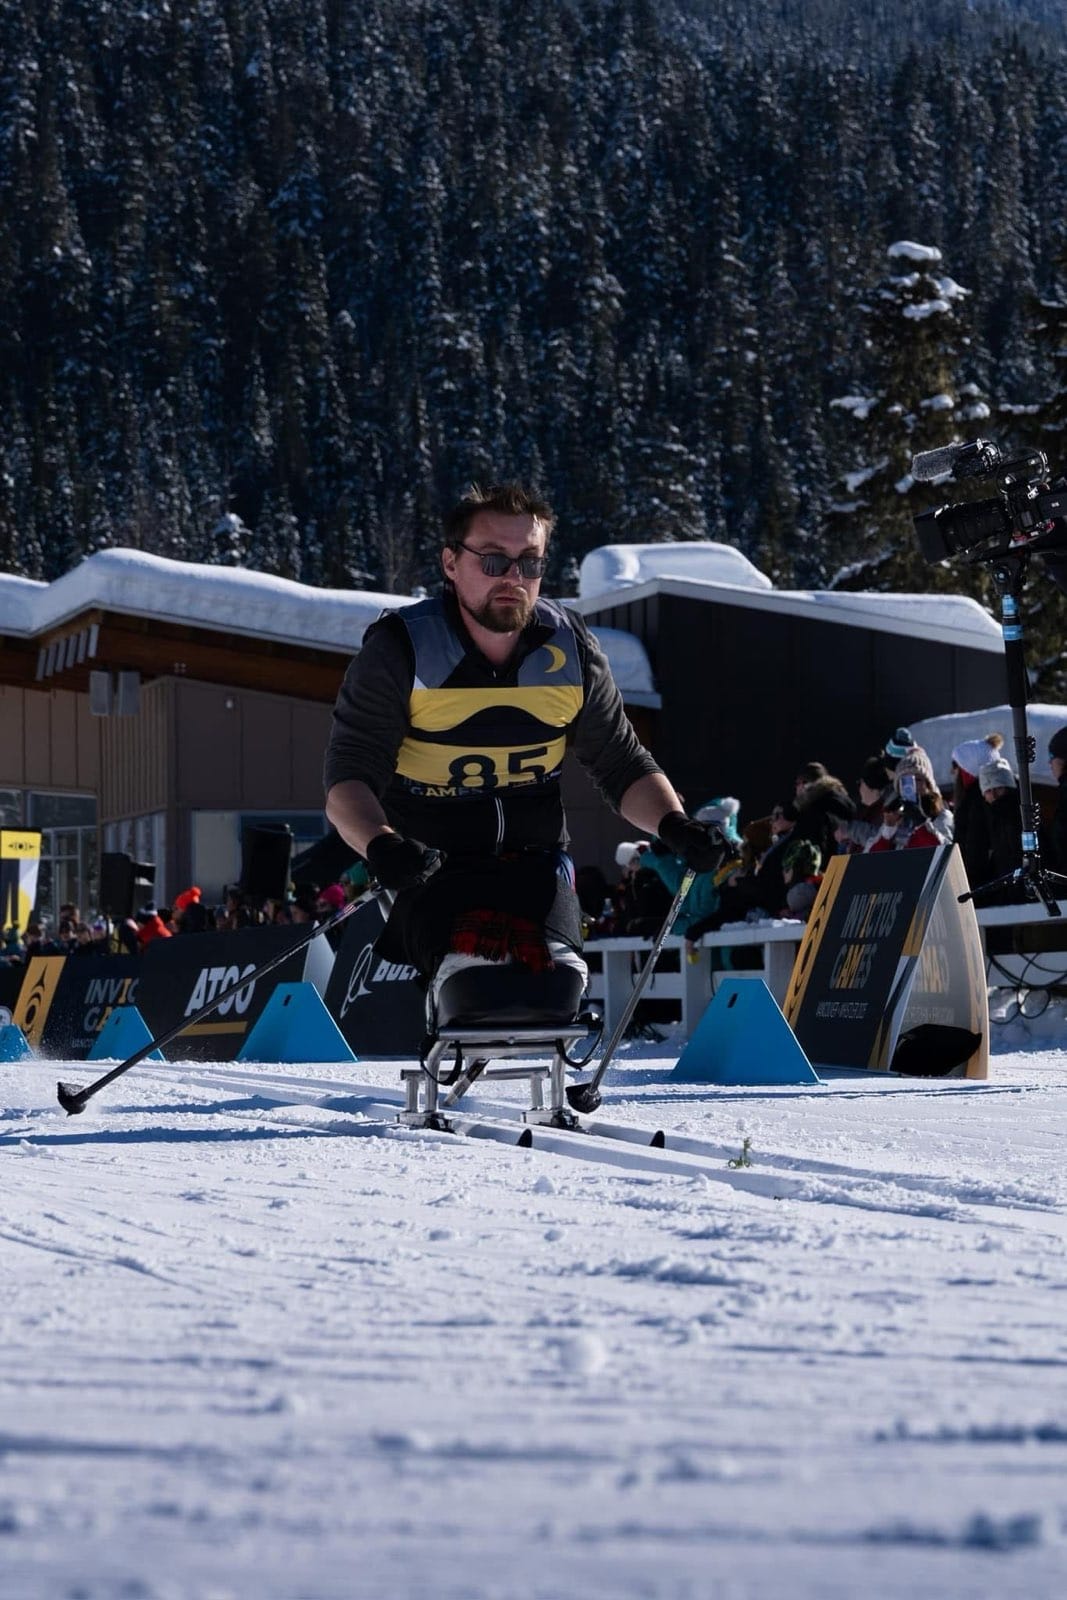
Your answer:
[2,1042,1066,1599]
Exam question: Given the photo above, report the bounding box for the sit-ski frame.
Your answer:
[399,1024,590,1131]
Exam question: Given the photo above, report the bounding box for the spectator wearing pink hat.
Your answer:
[313,881,351,952]
[315,883,347,915]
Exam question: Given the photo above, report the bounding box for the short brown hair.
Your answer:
[443,482,555,548]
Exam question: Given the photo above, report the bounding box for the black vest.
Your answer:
[384,597,585,855]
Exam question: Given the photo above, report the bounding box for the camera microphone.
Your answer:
[911,438,1002,482]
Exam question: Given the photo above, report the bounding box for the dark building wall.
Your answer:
[96,677,334,891]
[582,592,1007,822]
[171,681,333,810]
[0,684,101,792]
[100,678,172,820]
[561,703,657,880]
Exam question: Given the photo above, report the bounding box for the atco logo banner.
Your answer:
[39,958,140,1059]
[136,927,325,1061]
[13,955,66,1047]
[325,900,424,1057]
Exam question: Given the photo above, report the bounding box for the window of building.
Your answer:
[102,813,166,908]
[27,792,97,924]
[239,811,328,859]
[0,789,23,828]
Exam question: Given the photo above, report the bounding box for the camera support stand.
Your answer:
[960,549,1067,916]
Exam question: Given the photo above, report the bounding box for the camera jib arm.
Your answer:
[973,548,1067,915]
[912,436,1067,916]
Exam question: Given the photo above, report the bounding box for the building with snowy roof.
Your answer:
[0,549,658,912]
[571,542,1008,834]
[0,541,1013,912]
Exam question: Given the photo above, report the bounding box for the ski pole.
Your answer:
[56,898,365,1115]
[566,868,695,1116]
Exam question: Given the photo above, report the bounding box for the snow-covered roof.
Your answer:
[910,704,1067,787]
[573,554,1002,654]
[585,626,659,708]
[578,541,773,598]
[0,548,414,654]
[888,240,942,264]
[0,547,659,705]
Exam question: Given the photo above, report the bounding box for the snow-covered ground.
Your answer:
[3,1033,1066,1600]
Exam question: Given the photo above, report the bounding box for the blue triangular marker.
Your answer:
[0,1023,33,1062]
[88,1005,166,1062]
[237,982,357,1064]
[672,978,820,1085]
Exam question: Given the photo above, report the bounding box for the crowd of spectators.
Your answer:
[1,863,372,968]
[577,716,1063,954]
[6,720,1066,969]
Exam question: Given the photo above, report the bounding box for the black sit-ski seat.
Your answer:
[433,963,585,1030]
[398,960,596,1131]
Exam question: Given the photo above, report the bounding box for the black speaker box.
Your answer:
[290,826,359,889]
[239,824,293,901]
[100,853,155,919]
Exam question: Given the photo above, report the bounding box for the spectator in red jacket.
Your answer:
[870,749,954,852]
[134,904,173,950]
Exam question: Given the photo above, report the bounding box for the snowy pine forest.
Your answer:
[4,0,1067,670]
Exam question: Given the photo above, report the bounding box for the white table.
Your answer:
[585,921,806,1036]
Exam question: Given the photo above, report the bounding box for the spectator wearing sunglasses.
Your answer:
[324,481,728,984]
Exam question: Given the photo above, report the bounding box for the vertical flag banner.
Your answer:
[0,830,42,932]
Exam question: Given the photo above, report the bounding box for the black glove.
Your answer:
[365,832,441,890]
[657,811,731,874]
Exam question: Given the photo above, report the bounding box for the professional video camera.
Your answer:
[912,438,1067,562]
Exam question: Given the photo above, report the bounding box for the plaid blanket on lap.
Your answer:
[450,908,553,971]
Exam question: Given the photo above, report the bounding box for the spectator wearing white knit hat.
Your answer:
[977,757,1023,900]
[610,840,673,937]
[952,732,1006,890]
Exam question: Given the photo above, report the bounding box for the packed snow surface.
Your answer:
[3,1039,1067,1599]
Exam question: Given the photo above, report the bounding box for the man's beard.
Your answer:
[462,588,534,633]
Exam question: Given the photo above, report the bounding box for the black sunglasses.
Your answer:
[452,541,547,579]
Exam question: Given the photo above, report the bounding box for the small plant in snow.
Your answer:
[728,1136,753,1169]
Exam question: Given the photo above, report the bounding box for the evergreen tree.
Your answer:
[827,240,986,590]
[1033,240,1067,472]
[2,0,1067,602]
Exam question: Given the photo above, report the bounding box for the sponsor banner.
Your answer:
[13,955,67,1047]
[785,848,944,1070]
[0,830,42,934]
[136,927,333,1061]
[325,899,424,1058]
[875,846,988,1078]
[0,963,26,1028]
[38,957,141,1060]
